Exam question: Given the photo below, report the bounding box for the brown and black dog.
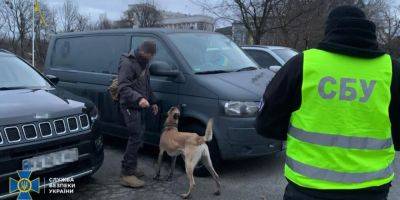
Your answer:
[154,106,221,199]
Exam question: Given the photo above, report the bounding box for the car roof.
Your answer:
[241,45,291,50]
[0,49,15,57]
[53,28,215,38]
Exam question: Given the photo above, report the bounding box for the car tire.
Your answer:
[181,122,222,177]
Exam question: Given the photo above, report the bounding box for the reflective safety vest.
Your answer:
[285,49,395,190]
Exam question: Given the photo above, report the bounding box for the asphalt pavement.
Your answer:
[40,136,400,200]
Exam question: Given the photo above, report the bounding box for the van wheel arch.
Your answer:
[179,118,223,177]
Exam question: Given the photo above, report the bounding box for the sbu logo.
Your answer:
[9,170,40,200]
[18,179,31,192]
[318,76,376,102]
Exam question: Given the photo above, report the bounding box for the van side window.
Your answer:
[132,36,176,68]
[51,35,128,74]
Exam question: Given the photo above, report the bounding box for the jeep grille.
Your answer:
[0,114,90,145]
[4,127,21,142]
[23,124,37,140]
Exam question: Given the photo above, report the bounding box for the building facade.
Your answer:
[160,14,214,31]
[216,21,249,45]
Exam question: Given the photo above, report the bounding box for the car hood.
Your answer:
[0,88,88,125]
[196,69,275,101]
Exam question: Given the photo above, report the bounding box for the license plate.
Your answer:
[22,148,79,172]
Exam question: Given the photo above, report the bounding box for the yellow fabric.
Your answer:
[285,49,395,189]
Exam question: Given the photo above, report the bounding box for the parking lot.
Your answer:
[40,136,400,200]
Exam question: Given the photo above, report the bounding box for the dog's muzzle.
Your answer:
[173,113,180,119]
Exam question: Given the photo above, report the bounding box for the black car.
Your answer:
[0,50,103,198]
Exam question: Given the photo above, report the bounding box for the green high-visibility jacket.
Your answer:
[285,49,395,189]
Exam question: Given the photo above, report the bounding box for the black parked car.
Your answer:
[0,50,103,198]
[44,28,283,176]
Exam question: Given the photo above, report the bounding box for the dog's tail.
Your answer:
[203,118,214,142]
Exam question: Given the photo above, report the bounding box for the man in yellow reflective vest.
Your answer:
[256,5,399,200]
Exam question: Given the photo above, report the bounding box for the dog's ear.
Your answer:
[176,105,181,112]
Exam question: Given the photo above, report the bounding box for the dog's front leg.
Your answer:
[154,149,164,181]
[166,156,177,181]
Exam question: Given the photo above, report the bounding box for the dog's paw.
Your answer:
[214,190,221,196]
[166,175,173,182]
[153,174,161,181]
[180,193,191,199]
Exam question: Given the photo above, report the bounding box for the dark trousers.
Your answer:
[283,182,390,200]
[120,107,146,176]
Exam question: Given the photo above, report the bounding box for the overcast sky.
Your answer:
[46,0,400,26]
[47,0,207,22]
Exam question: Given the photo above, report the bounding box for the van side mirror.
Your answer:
[149,61,185,82]
[269,65,282,72]
[150,61,179,76]
[46,74,59,85]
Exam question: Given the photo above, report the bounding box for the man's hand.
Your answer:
[151,104,159,115]
[138,98,150,108]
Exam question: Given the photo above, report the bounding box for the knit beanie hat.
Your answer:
[319,5,384,58]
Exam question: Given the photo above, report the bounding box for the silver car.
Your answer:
[242,45,298,72]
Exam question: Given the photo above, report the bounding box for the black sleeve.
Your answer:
[389,59,400,151]
[255,53,303,140]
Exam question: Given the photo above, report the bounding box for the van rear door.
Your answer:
[45,34,130,131]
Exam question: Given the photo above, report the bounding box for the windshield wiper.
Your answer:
[195,70,233,74]
[235,66,259,72]
[0,86,31,90]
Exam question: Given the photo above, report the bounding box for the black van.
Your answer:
[0,50,103,198]
[44,28,282,175]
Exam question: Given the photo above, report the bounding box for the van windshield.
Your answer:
[168,33,258,73]
[0,56,51,89]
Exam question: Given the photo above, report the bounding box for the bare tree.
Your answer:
[360,0,400,56]
[270,0,357,49]
[234,0,278,45]
[75,14,89,32]
[96,13,113,30]
[378,6,400,51]
[0,1,9,43]
[197,0,364,46]
[33,1,58,69]
[113,18,132,28]
[0,0,33,57]
[193,0,273,44]
[123,1,162,27]
[58,0,88,32]
[0,3,6,35]
[194,0,320,45]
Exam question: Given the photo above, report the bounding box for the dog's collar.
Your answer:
[164,122,178,130]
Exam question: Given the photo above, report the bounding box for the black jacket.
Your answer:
[117,53,157,109]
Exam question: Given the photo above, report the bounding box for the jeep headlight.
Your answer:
[223,101,259,117]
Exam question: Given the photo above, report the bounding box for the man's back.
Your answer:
[286,48,395,190]
[255,5,399,200]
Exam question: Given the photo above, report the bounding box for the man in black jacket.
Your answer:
[256,6,399,200]
[118,41,158,188]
